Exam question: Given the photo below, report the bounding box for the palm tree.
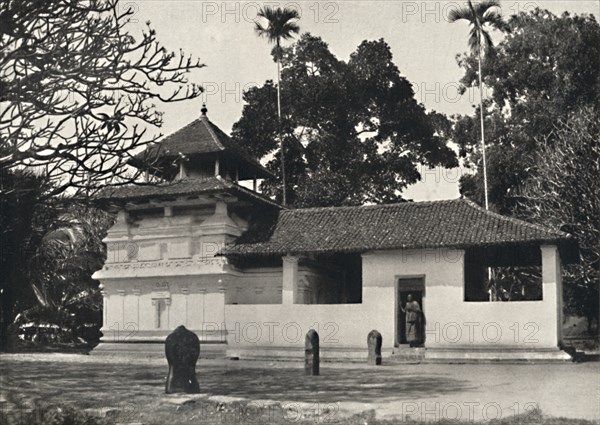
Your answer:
[255,6,300,206]
[20,206,111,346]
[449,0,507,210]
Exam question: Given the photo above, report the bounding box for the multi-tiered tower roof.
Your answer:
[97,105,277,208]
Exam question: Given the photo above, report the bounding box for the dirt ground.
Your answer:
[1,353,599,423]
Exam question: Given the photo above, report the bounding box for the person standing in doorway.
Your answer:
[401,294,422,347]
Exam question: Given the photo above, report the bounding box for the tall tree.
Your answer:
[449,0,508,210]
[0,0,204,347]
[232,34,457,207]
[515,107,599,330]
[0,0,204,198]
[254,6,300,206]
[453,9,600,213]
[453,10,600,313]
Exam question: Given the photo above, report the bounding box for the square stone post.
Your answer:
[282,255,299,304]
[541,245,563,347]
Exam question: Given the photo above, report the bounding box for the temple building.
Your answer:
[94,106,579,361]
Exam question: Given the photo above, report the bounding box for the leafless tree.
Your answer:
[0,0,205,198]
[515,107,599,330]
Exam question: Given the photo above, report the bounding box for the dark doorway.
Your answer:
[396,277,424,346]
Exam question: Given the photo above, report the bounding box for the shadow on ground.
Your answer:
[205,366,471,403]
[1,360,472,409]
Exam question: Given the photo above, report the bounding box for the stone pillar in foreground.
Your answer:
[367,330,382,365]
[305,329,319,376]
[165,325,200,394]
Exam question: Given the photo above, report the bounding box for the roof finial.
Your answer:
[201,103,208,117]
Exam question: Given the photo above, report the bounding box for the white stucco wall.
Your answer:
[225,247,563,353]
[99,276,227,343]
[224,303,384,350]
[95,200,245,344]
[225,248,463,351]
[97,197,563,355]
[425,247,561,350]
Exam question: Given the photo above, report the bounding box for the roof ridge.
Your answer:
[221,196,578,261]
[202,118,273,177]
[94,175,233,201]
[156,119,204,153]
[282,198,463,214]
[462,198,572,238]
[140,175,233,188]
[201,117,226,151]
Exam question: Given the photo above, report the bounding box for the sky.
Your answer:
[126,0,599,201]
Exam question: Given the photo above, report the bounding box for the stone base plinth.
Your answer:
[98,329,227,344]
[91,342,226,358]
[227,345,572,363]
[424,346,572,363]
[226,346,384,362]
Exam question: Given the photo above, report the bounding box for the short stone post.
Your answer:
[305,329,319,376]
[165,325,200,394]
[367,330,382,366]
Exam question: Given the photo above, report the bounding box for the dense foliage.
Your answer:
[453,9,600,212]
[515,108,599,330]
[453,9,599,323]
[232,34,458,207]
[1,170,112,349]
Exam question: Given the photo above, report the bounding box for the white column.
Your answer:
[165,298,172,329]
[100,288,107,329]
[181,285,190,327]
[219,285,226,342]
[541,245,563,347]
[282,255,299,304]
[152,299,161,329]
[132,288,141,332]
[117,289,126,327]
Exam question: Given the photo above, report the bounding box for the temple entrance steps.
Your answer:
[389,345,426,363]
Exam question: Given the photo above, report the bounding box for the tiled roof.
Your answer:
[94,176,280,208]
[132,116,271,178]
[222,199,577,259]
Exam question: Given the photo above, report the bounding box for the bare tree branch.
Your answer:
[1,0,205,199]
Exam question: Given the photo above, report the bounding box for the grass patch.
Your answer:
[1,403,110,425]
[1,402,598,425]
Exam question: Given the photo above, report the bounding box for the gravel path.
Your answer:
[1,353,598,422]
